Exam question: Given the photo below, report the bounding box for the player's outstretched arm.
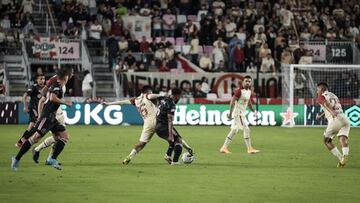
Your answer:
[22,92,29,113]
[104,100,132,105]
[316,112,325,120]
[50,93,72,106]
[146,94,161,100]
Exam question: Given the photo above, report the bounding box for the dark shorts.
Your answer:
[34,116,65,137]
[28,108,39,123]
[155,123,181,142]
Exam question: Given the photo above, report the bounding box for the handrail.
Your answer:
[81,40,96,98]
[45,0,57,35]
[21,40,31,86]
[113,68,120,99]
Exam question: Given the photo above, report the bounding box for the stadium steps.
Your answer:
[32,0,61,35]
[4,56,29,96]
[92,63,116,98]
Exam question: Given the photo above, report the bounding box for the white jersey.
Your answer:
[317,91,343,121]
[232,87,252,116]
[132,93,157,121]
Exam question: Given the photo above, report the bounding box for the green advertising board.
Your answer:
[174,104,304,126]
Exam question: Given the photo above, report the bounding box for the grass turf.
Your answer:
[0,125,359,203]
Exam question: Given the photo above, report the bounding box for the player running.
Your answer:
[316,82,350,167]
[155,88,193,165]
[15,74,45,148]
[11,70,72,171]
[220,75,260,154]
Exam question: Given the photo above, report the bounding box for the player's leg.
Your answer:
[155,123,176,164]
[32,135,56,163]
[243,120,260,154]
[220,116,240,154]
[337,117,351,167]
[16,113,37,148]
[123,121,155,164]
[47,127,68,170]
[171,131,183,165]
[11,118,49,171]
[173,128,193,155]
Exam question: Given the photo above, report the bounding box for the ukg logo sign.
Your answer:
[61,103,123,125]
[345,106,360,126]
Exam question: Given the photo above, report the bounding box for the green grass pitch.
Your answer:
[0,125,359,203]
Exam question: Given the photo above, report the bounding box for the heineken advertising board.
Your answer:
[17,103,304,126]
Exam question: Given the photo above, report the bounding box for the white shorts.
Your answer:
[139,119,156,143]
[56,109,66,127]
[231,114,248,130]
[324,113,350,139]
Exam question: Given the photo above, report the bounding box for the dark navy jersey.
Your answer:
[156,96,176,125]
[41,82,63,118]
[26,84,43,110]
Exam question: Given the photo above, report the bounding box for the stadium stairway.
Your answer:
[85,40,116,98]
[1,55,29,96]
[32,0,60,35]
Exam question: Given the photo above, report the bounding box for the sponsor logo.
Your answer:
[345,106,360,126]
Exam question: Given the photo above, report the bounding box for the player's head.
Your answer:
[317,82,328,95]
[141,85,153,94]
[171,87,182,103]
[242,75,252,89]
[57,68,69,85]
[35,74,45,86]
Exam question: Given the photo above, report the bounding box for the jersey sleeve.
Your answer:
[233,88,241,99]
[26,85,34,96]
[129,97,136,105]
[49,84,62,98]
[316,95,326,105]
[46,76,58,88]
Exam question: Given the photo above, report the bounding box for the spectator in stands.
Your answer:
[232,43,245,72]
[147,60,158,72]
[181,82,193,98]
[281,47,294,65]
[244,40,255,68]
[294,71,307,98]
[115,3,128,16]
[162,9,176,37]
[139,3,151,16]
[200,77,210,95]
[159,60,169,72]
[261,53,276,74]
[212,0,225,17]
[21,0,34,15]
[107,34,119,70]
[235,26,246,47]
[139,36,150,53]
[128,37,140,52]
[89,19,102,40]
[154,46,166,61]
[246,62,257,73]
[0,27,5,54]
[118,36,128,52]
[152,9,162,37]
[194,83,206,98]
[124,51,137,70]
[0,15,11,32]
[298,50,313,64]
[199,52,212,72]
[82,70,93,99]
[224,17,236,41]
[183,19,198,43]
[115,58,129,73]
[190,34,199,65]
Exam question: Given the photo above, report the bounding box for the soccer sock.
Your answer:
[223,129,237,148]
[342,147,349,156]
[172,143,183,163]
[51,139,67,160]
[35,136,56,152]
[330,147,343,161]
[166,143,175,157]
[244,138,252,148]
[18,130,32,143]
[15,139,33,161]
[128,149,137,159]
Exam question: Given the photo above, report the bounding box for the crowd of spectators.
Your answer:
[48,0,360,74]
[0,0,37,55]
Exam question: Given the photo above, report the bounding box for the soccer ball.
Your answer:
[181,152,194,164]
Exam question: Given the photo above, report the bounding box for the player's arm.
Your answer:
[228,89,240,120]
[105,100,132,105]
[316,112,325,120]
[317,95,337,117]
[37,86,49,117]
[50,93,72,106]
[22,92,29,113]
[248,99,256,113]
[146,93,161,100]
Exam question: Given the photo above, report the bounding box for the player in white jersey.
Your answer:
[220,75,260,154]
[316,82,350,167]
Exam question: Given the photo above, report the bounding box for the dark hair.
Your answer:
[244,75,252,80]
[317,82,328,90]
[141,85,152,93]
[36,74,44,79]
[57,68,68,80]
[171,87,182,96]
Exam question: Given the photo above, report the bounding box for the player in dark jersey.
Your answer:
[155,88,193,165]
[11,71,73,171]
[15,74,45,148]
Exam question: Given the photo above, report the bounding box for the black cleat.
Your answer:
[32,148,40,164]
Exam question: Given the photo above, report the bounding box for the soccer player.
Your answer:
[11,71,72,171]
[220,75,260,154]
[155,88,193,165]
[316,82,350,167]
[15,74,45,148]
[32,68,72,164]
[105,86,160,164]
